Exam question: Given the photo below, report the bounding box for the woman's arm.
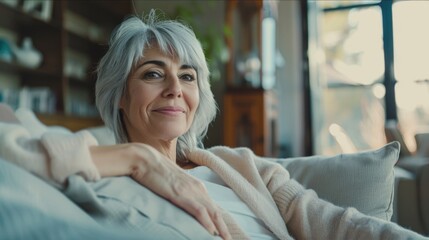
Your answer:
[239,154,425,239]
[0,121,229,239]
[276,183,426,240]
[0,123,99,187]
[264,167,427,239]
[91,143,231,240]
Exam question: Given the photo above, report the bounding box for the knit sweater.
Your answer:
[0,122,426,240]
[0,123,100,188]
[187,147,427,240]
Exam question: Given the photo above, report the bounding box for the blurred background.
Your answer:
[1,0,428,159]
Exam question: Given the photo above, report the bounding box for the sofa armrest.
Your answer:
[396,158,429,235]
[419,162,429,234]
[415,132,429,157]
[393,166,425,233]
[396,156,429,172]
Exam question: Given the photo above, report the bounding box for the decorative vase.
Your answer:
[12,37,43,69]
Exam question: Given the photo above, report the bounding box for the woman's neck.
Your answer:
[131,136,199,169]
[130,136,177,163]
[155,141,176,162]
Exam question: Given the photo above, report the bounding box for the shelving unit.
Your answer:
[0,0,131,130]
[223,0,279,157]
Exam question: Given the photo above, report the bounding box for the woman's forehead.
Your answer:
[140,44,194,67]
[146,39,195,62]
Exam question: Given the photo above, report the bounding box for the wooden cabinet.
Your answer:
[223,0,279,156]
[0,1,131,130]
[224,88,278,157]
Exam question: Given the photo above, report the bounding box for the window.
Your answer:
[393,1,429,152]
[307,0,429,155]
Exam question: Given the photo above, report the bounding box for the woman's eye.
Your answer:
[180,74,196,81]
[143,71,163,79]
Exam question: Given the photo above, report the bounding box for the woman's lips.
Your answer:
[153,106,185,116]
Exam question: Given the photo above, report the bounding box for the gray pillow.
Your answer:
[275,141,399,221]
[0,158,139,239]
[0,158,217,240]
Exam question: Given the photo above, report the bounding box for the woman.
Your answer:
[0,11,426,240]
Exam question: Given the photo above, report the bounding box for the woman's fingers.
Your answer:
[211,210,231,240]
[127,144,231,238]
[178,177,231,238]
[134,166,230,237]
[173,196,220,237]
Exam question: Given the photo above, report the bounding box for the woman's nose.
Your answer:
[162,75,182,98]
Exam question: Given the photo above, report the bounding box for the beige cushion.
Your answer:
[275,141,400,221]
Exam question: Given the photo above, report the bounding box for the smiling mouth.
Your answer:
[153,107,185,115]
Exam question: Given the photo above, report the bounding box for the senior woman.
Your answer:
[0,11,427,240]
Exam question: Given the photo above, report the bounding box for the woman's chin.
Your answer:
[156,127,187,140]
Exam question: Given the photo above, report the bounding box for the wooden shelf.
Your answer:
[66,0,128,29]
[0,1,131,127]
[69,76,95,89]
[66,30,106,53]
[223,1,279,156]
[37,113,103,132]
[0,60,61,79]
[0,3,60,30]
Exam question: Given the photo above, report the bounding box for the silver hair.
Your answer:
[95,11,217,160]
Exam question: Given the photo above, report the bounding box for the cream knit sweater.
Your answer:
[0,122,426,240]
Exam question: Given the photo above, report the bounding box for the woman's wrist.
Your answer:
[127,143,173,181]
[91,143,144,177]
[91,142,178,184]
[127,143,153,179]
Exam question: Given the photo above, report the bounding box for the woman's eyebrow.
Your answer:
[136,61,194,71]
[138,60,165,69]
[181,64,196,71]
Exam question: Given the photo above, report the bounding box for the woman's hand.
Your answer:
[91,143,231,240]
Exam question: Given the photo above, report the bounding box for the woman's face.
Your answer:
[120,45,199,144]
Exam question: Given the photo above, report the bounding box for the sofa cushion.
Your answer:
[0,158,132,239]
[275,141,399,221]
[0,158,210,240]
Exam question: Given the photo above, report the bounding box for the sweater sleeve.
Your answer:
[41,130,100,184]
[265,165,427,240]
[0,122,100,187]
[0,122,52,182]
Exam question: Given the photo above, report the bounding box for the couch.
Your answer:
[385,119,429,235]
[394,158,429,236]
[0,104,427,238]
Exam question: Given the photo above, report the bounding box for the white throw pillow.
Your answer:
[15,108,71,137]
[275,141,400,221]
[84,126,115,145]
